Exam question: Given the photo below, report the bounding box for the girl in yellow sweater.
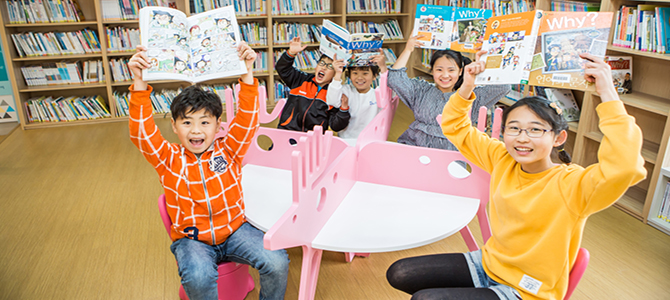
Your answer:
[386,51,647,300]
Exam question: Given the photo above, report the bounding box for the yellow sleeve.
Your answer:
[440,91,508,174]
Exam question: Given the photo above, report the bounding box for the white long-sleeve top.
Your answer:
[326,71,388,139]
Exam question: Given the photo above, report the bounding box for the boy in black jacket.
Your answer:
[276,37,349,132]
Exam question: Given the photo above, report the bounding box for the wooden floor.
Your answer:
[1,103,669,300]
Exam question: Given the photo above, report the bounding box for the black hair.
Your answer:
[344,65,380,79]
[318,54,331,62]
[429,49,471,91]
[502,96,572,164]
[170,85,223,120]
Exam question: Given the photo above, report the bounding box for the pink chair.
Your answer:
[564,247,590,300]
[158,195,255,300]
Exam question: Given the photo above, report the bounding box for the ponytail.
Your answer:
[556,145,572,164]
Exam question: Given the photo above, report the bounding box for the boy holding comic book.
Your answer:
[127,42,289,300]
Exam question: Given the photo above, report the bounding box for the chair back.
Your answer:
[565,247,590,300]
[157,194,172,236]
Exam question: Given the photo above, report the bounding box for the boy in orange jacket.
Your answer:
[127,42,289,300]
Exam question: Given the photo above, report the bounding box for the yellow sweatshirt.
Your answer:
[441,92,646,300]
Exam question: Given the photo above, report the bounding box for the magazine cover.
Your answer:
[605,56,633,93]
[320,20,385,66]
[411,5,492,52]
[528,11,613,90]
[475,11,541,85]
[536,87,581,122]
[139,6,247,83]
[412,4,455,50]
[450,7,493,52]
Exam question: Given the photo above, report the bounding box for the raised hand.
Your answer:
[332,54,346,81]
[370,53,387,73]
[288,37,308,56]
[127,45,150,90]
[404,35,424,53]
[340,94,349,110]
[237,41,257,84]
[580,53,619,103]
[458,50,486,99]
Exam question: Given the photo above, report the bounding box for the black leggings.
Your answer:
[386,253,501,300]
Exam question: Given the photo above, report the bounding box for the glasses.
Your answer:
[504,126,550,138]
[317,60,334,70]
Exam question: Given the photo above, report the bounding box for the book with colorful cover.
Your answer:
[476,10,612,91]
[605,56,633,94]
[319,19,385,66]
[658,7,670,54]
[139,5,247,83]
[411,4,492,52]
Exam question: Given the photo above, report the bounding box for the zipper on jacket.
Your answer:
[197,156,217,244]
[302,84,322,132]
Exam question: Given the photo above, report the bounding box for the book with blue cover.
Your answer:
[411,4,492,53]
[319,19,385,67]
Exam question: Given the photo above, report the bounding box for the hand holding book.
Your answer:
[580,53,619,103]
[128,45,150,91]
[459,50,487,99]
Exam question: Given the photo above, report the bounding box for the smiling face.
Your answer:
[349,67,375,93]
[314,57,336,86]
[431,56,461,93]
[171,108,221,155]
[503,105,567,173]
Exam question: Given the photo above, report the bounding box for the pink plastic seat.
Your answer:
[158,194,255,300]
[564,247,590,300]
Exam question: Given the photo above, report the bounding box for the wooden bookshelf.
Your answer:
[0,0,411,129]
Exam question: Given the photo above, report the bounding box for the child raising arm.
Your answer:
[325,54,390,142]
[128,42,290,300]
[386,51,646,300]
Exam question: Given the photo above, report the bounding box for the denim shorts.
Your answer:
[464,250,522,300]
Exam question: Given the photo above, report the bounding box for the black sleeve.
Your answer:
[276,52,313,89]
[328,107,350,132]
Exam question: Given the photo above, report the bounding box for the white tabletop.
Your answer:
[242,164,480,253]
[312,181,479,253]
[242,164,293,232]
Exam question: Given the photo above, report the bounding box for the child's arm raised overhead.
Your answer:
[325,55,345,107]
[371,54,390,109]
[127,45,177,172]
[441,50,508,173]
[275,37,312,88]
[387,36,431,111]
[572,53,646,214]
[224,42,260,166]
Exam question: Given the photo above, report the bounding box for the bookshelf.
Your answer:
[0,0,411,129]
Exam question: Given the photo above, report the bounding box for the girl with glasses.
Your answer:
[386,51,646,300]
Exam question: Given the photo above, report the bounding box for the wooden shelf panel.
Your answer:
[271,14,343,19]
[272,43,320,48]
[102,19,139,24]
[13,53,103,61]
[345,13,410,17]
[19,83,107,92]
[608,45,670,62]
[619,92,670,116]
[23,117,120,129]
[107,51,134,57]
[112,80,185,87]
[5,21,99,27]
[584,130,658,163]
[568,121,578,133]
[413,66,431,74]
[647,218,670,236]
[614,185,646,220]
[237,15,269,20]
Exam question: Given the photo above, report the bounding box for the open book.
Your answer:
[411,4,492,52]
[319,20,384,67]
[139,6,247,83]
[475,10,612,90]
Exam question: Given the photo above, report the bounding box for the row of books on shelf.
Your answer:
[240,23,268,46]
[191,0,266,16]
[424,0,474,7]
[114,88,179,116]
[25,95,111,123]
[11,29,101,58]
[5,0,84,24]
[481,0,534,16]
[101,0,172,21]
[550,0,599,12]
[109,58,133,82]
[346,0,401,14]
[612,5,670,54]
[106,27,141,53]
[273,23,322,44]
[656,181,670,223]
[274,49,320,70]
[254,51,268,72]
[346,20,404,40]
[501,85,580,122]
[272,0,330,15]
[21,60,105,86]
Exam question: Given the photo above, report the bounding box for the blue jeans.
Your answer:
[170,222,290,300]
[464,250,522,300]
